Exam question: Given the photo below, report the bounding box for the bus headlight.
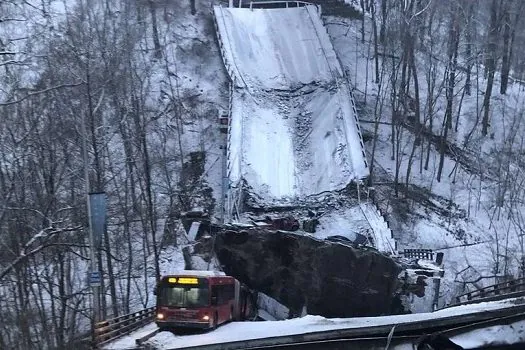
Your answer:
[157,313,165,320]
[202,315,210,321]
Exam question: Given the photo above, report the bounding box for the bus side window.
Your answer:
[223,285,234,304]
[211,286,218,305]
[215,284,234,305]
[218,285,225,305]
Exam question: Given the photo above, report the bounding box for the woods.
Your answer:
[0,0,222,348]
[360,0,525,188]
[3,0,525,348]
[356,0,525,300]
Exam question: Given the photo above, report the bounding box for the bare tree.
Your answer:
[500,1,523,94]
[149,0,162,58]
[464,1,475,96]
[481,0,501,136]
[437,2,460,182]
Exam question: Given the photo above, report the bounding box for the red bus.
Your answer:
[154,271,254,330]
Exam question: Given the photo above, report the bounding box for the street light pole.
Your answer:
[81,110,101,325]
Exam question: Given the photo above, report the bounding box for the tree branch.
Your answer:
[0,82,83,106]
[0,225,83,280]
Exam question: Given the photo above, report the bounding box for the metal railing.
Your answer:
[228,0,318,9]
[402,248,434,260]
[451,277,525,307]
[213,5,244,222]
[92,306,155,346]
[249,1,319,12]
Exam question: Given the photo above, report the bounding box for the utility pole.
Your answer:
[81,110,101,326]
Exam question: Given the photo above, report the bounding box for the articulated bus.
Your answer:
[154,270,255,330]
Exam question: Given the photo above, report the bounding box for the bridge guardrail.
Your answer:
[402,248,434,260]
[249,1,319,13]
[92,306,155,347]
[451,277,525,307]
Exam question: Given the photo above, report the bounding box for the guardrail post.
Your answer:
[510,279,517,292]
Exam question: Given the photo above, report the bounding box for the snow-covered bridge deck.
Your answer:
[214,5,368,206]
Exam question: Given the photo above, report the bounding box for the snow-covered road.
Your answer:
[105,297,525,349]
[214,5,368,205]
[214,5,341,90]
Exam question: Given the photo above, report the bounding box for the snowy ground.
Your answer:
[104,297,525,349]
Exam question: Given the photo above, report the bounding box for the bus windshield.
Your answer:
[159,286,209,308]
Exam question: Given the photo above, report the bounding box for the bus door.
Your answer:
[210,283,235,324]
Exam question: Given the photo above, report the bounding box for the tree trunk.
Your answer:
[142,130,161,281]
[380,0,387,43]
[500,5,511,94]
[481,0,500,136]
[465,2,474,96]
[360,0,365,43]
[390,52,399,161]
[104,225,119,318]
[371,1,380,83]
[500,1,522,94]
[149,0,162,59]
[405,35,421,187]
[394,124,402,197]
[368,57,386,186]
[57,252,67,349]
[437,4,460,182]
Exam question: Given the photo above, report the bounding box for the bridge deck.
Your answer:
[214,5,368,205]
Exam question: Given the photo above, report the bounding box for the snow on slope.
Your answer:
[215,5,368,204]
[324,11,525,299]
[360,202,396,254]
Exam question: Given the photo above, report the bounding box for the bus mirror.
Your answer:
[211,296,218,305]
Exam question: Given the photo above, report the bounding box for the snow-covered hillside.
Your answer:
[3,0,525,348]
[325,0,525,306]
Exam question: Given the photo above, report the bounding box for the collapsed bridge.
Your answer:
[213,3,369,216]
[207,1,426,318]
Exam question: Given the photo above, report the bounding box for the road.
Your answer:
[104,296,525,349]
